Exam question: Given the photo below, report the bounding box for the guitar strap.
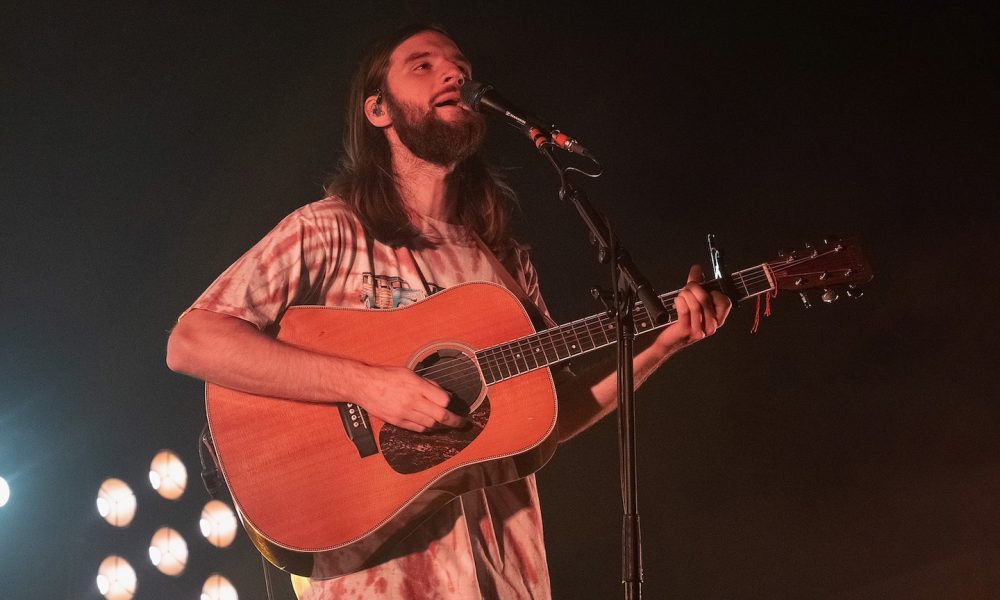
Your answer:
[364,230,440,300]
[471,234,530,300]
[370,227,556,339]
[367,227,534,308]
[472,234,558,330]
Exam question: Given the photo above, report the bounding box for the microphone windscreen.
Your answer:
[460,80,492,112]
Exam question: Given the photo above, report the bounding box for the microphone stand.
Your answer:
[535,144,668,600]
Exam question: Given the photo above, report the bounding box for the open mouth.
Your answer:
[433,96,462,108]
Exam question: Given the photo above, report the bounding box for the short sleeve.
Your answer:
[180,200,358,330]
[506,243,575,383]
[502,243,556,329]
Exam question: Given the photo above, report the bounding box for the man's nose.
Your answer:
[443,65,466,87]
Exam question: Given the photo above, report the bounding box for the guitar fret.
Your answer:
[492,347,508,379]
[578,321,596,352]
[476,262,785,385]
[481,348,501,384]
[520,337,540,370]
[495,347,512,379]
[592,319,605,345]
[580,319,597,350]
[555,327,571,359]
[542,331,558,361]
[511,339,530,372]
[634,305,652,333]
[600,316,615,345]
[500,343,520,376]
[562,326,582,357]
[752,267,773,296]
[735,270,751,299]
[535,331,555,365]
[661,296,677,325]
[510,342,526,374]
[527,334,546,368]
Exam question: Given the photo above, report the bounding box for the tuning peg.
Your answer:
[822,235,841,246]
[777,248,795,263]
[821,289,839,303]
[846,285,864,300]
[799,292,811,309]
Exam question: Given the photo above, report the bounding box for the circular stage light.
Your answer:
[0,476,9,507]
[149,526,189,576]
[201,573,238,600]
[96,555,136,600]
[96,478,137,527]
[200,499,238,548]
[149,450,187,500]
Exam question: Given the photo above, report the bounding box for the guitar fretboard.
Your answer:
[475,263,774,384]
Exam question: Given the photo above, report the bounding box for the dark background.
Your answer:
[3,1,998,598]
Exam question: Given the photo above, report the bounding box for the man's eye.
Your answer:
[414,63,430,71]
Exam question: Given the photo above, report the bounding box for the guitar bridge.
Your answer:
[338,402,378,458]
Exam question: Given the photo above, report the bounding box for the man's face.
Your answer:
[382,31,486,166]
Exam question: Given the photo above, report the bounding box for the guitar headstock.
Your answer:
[768,237,873,304]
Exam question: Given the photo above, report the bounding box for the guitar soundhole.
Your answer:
[380,348,490,475]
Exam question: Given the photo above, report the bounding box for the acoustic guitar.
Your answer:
[204,237,872,578]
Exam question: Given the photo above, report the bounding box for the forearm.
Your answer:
[166,308,369,404]
[554,336,683,443]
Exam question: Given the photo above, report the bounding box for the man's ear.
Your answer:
[364,93,390,128]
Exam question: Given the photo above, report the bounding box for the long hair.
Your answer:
[324,23,518,254]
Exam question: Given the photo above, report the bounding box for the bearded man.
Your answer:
[166,23,730,600]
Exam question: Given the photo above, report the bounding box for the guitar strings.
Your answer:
[412,248,848,387]
[414,282,695,385]
[413,295,682,388]
[415,286,705,386]
[413,309,627,386]
[415,272,748,386]
[416,287,698,388]
[414,300,682,389]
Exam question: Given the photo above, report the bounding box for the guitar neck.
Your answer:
[476,263,775,384]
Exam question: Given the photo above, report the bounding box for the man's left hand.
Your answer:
[653,264,732,352]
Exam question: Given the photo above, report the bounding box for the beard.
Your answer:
[384,90,487,167]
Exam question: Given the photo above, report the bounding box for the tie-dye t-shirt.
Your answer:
[184,197,556,599]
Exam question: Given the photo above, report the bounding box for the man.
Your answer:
[166,23,730,599]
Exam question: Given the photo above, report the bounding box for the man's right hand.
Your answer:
[360,365,468,432]
[168,310,466,433]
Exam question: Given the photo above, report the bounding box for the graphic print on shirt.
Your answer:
[360,273,443,309]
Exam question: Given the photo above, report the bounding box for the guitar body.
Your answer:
[206,282,559,579]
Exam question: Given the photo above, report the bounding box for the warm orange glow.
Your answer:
[96,555,136,600]
[148,450,187,500]
[200,500,238,548]
[201,574,238,600]
[149,527,189,576]
[96,478,136,527]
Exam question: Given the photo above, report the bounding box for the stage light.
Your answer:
[148,526,189,576]
[97,478,137,527]
[96,555,137,600]
[0,476,9,507]
[200,499,238,548]
[201,573,238,600]
[149,450,187,500]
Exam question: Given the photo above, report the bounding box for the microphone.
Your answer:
[461,80,594,159]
